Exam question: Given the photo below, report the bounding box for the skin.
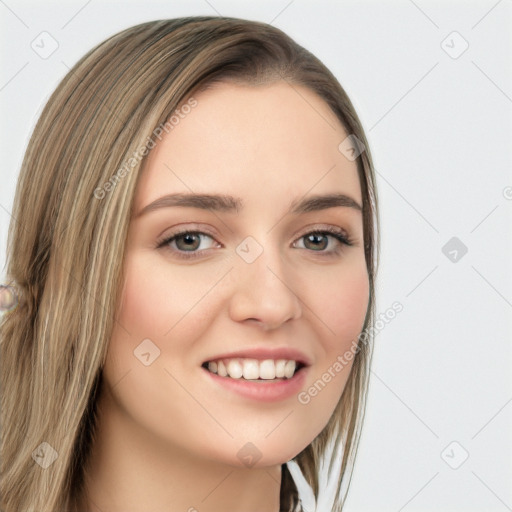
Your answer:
[80,81,369,512]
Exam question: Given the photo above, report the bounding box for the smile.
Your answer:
[201,360,309,402]
[202,358,304,380]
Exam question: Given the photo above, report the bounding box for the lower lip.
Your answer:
[201,365,309,403]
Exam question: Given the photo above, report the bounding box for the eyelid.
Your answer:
[156,223,219,244]
[293,224,352,241]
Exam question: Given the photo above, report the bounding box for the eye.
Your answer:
[156,230,220,259]
[293,227,353,255]
[156,226,354,260]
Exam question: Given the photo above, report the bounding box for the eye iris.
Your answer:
[304,233,328,251]
[176,233,200,251]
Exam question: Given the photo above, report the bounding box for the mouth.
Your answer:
[201,358,307,382]
[200,356,310,402]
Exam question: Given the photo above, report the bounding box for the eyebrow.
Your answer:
[135,192,362,218]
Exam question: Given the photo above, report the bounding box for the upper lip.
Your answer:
[202,347,312,367]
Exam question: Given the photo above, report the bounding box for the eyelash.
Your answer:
[156,226,354,260]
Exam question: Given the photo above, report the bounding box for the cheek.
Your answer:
[101,254,226,444]
[292,264,369,441]
[331,271,369,340]
[115,253,220,341]
[307,260,370,348]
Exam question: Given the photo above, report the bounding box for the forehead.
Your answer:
[134,81,362,212]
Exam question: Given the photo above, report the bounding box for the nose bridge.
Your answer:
[228,234,302,328]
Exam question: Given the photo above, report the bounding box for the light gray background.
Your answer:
[1,1,511,511]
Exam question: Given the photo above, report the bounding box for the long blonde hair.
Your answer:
[0,16,379,512]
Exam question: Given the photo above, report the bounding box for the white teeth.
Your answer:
[259,359,276,380]
[242,359,259,380]
[284,360,296,379]
[226,359,243,379]
[206,358,299,380]
[217,360,227,377]
[275,360,286,378]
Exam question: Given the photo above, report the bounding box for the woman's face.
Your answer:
[102,81,369,468]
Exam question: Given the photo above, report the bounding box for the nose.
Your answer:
[228,245,303,331]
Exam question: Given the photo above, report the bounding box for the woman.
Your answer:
[0,16,379,512]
